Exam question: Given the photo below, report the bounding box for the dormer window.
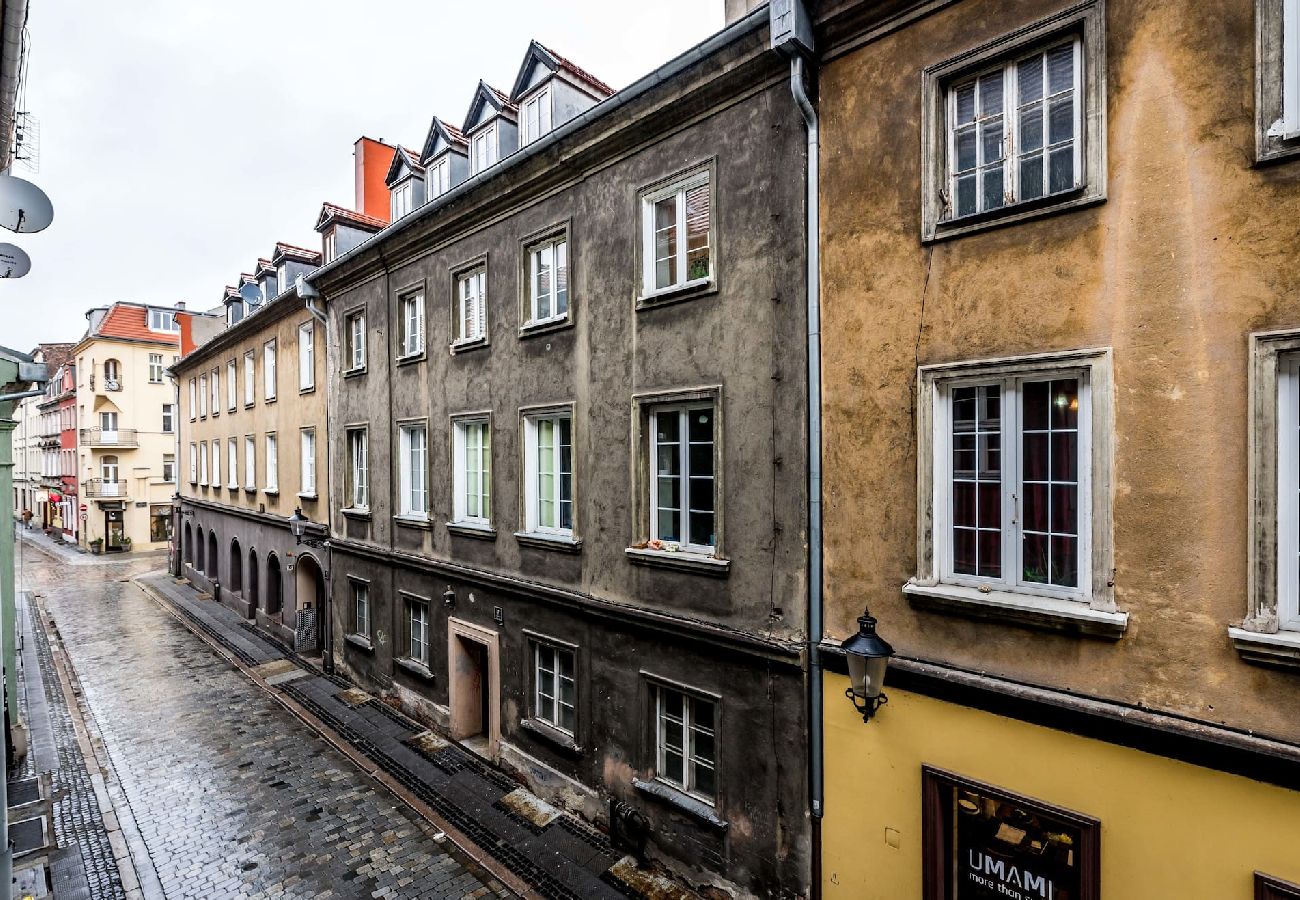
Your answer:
[471,127,497,175]
[276,264,287,295]
[427,157,451,199]
[148,308,179,333]
[323,229,337,263]
[521,87,552,145]
[391,180,415,220]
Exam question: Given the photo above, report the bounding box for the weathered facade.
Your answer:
[174,253,329,649]
[308,14,811,896]
[813,0,1300,895]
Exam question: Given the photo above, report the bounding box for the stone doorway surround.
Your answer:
[447,617,500,759]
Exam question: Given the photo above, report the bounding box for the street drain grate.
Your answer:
[7,776,41,807]
[10,816,47,856]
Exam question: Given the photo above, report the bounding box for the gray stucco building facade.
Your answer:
[309,13,811,895]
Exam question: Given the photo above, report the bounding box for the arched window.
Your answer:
[247,549,259,613]
[195,526,205,572]
[183,523,193,564]
[207,530,218,578]
[229,539,243,593]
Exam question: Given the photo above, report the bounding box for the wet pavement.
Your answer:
[15,536,500,900]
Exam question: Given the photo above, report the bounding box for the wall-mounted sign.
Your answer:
[923,767,1100,900]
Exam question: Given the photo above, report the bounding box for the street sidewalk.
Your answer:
[135,572,695,900]
[15,527,168,568]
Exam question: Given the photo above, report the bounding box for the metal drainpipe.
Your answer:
[167,373,181,576]
[299,282,333,674]
[790,53,825,896]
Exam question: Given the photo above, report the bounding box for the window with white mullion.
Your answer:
[948,38,1081,219]
[1277,356,1300,629]
[456,270,486,342]
[650,405,715,552]
[453,419,491,525]
[399,424,428,517]
[655,686,716,803]
[534,643,575,734]
[348,428,369,510]
[643,172,711,294]
[939,373,1088,599]
[529,239,568,324]
[527,415,573,534]
[400,293,424,358]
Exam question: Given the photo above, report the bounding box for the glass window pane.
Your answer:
[978,72,1004,117]
[1047,43,1074,94]
[956,127,977,173]
[953,480,976,528]
[1020,105,1044,154]
[688,512,715,548]
[956,174,977,217]
[693,698,714,732]
[1048,146,1074,193]
[1023,532,1050,583]
[1023,482,1049,532]
[1023,432,1049,482]
[1020,154,1045,201]
[982,165,1004,211]
[1018,54,1044,104]
[689,477,714,513]
[555,240,568,315]
[685,184,710,281]
[977,529,1002,578]
[1048,94,1074,145]
[688,408,713,443]
[955,84,976,124]
[1051,534,1079,587]
[980,118,1004,164]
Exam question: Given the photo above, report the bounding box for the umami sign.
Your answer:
[923,767,1100,900]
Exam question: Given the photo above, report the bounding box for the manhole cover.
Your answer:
[7,777,40,807]
[10,817,46,856]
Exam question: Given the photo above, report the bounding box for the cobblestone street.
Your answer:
[15,536,502,900]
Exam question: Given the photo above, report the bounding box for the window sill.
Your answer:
[243,403,254,410]
[625,546,729,577]
[519,718,582,756]
[345,633,375,653]
[296,492,319,501]
[227,407,237,415]
[394,514,433,531]
[396,657,435,681]
[632,778,726,831]
[225,484,238,492]
[298,385,316,395]
[262,488,278,496]
[395,352,425,367]
[925,187,1102,243]
[447,521,496,541]
[515,531,582,554]
[518,316,572,339]
[1228,626,1300,671]
[340,507,371,521]
[449,337,489,355]
[903,580,1128,640]
[342,367,367,380]
[635,278,716,311]
[244,486,258,495]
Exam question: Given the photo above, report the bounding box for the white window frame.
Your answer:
[148,308,179,332]
[299,427,316,496]
[640,168,712,298]
[527,235,568,326]
[263,340,277,401]
[226,360,237,410]
[1274,352,1300,630]
[199,374,208,417]
[523,411,573,536]
[243,351,255,406]
[210,439,221,487]
[906,348,1121,629]
[189,443,197,484]
[521,87,552,145]
[188,378,196,420]
[427,156,451,198]
[210,368,220,415]
[654,683,717,804]
[943,38,1083,222]
[391,179,415,220]
[227,438,238,490]
[532,640,575,735]
[399,292,424,359]
[648,404,717,555]
[452,417,491,527]
[298,322,314,391]
[398,422,429,519]
[470,125,497,174]
[276,264,288,295]
[347,427,369,510]
[199,441,208,486]
[347,311,366,371]
[148,353,163,383]
[351,579,371,639]
[454,267,487,344]
[162,403,175,434]
[323,229,337,263]
[264,433,277,493]
[244,435,256,491]
[162,454,176,484]
[405,595,429,664]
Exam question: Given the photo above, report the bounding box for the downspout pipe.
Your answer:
[790,51,825,896]
[0,0,29,170]
[298,277,333,674]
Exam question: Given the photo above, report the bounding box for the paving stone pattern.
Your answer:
[142,574,638,900]
[20,549,496,899]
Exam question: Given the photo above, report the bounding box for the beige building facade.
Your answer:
[73,304,187,554]
[175,283,330,648]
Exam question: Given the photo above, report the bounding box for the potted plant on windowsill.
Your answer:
[89,538,103,555]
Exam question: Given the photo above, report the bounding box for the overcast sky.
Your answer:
[2,0,724,351]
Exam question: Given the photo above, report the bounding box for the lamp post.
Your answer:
[840,607,894,723]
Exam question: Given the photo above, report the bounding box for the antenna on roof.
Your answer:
[239,282,262,309]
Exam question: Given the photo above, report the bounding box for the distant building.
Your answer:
[11,343,74,534]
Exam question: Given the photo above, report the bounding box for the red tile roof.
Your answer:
[273,242,322,264]
[316,201,387,232]
[537,43,615,98]
[485,82,517,111]
[440,120,467,144]
[93,303,180,345]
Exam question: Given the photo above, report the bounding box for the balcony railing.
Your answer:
[82,479,128,499]
[79,428,138,448]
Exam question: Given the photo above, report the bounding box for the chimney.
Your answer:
[174,301,186,310]
[354,136,398,223]
[724,0,764,24]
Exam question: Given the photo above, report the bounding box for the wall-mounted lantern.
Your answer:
[841,607,894,723]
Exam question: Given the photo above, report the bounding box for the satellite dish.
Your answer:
[0,243,32,277]
[238,282,262,307]
[0,175,52,233]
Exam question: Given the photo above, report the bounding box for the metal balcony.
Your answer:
[79,428,138,448]
[82,479,128,499]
